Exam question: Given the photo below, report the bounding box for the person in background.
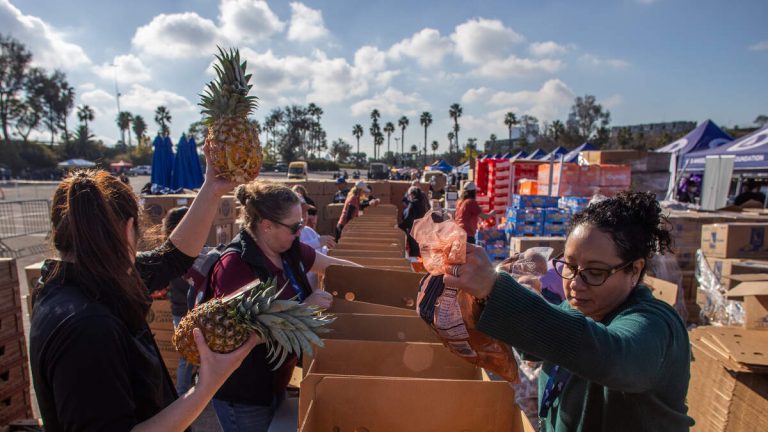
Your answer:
[677,179,698,204]
[296,194,336,289]
[335,181,380,241]
[291,185,318,229]
[444,192,694,431]
[454,181,493,244]
[399,186,429,257]
[30,146,260,431]
[210,181,359,432]
[734,179,766,207]
[332,177,349,203]
[161,207,196,396]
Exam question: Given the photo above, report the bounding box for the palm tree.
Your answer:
[431,140,439,160]
[352,124,364,166]
[116,111,133,146]
[398,116,409,165]
[370,109,380,124]
[307,103,323,157]
[489,133,497,152]
[77,105,94,138]
[132,115,147,145]
[375,132,384,161]
[550,120,565,143]
[504,112,518,151]
[155,106,172,136]
[420,111,432,167]
[383,121,395,160]
[369,123,381,159]
[447,131,455,151]
[449,103,462,163]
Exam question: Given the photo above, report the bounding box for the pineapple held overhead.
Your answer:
[173,278,335,368]
[200,47,263,183]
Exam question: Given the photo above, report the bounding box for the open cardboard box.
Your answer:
[299,376,533,432]
[328,249,404,259]
[726,281,768,329]
[324,265,423,309]
[332,242,402,252]
[643,276,678,307]
[324,313,438,343]
[339,256,412,270]
[327,298,413,316]
[338,236,405,246]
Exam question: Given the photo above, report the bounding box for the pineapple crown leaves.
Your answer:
[199,46,259,124]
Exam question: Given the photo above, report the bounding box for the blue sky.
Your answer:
[3,0,766,155]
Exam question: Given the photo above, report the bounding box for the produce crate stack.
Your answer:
[503,195,560,238]
[477,227,508,261]
[0,259,33,425]
[148,299,178,384]
[487,158,512,215]
[140,194,238,247]
[558,196,591,214]
[537,162,631,197]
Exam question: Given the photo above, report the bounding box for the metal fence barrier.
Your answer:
[0,199,51,257]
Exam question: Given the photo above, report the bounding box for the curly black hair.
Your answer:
[568,191,673,280]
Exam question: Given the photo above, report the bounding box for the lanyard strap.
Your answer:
[539,365,572,419]
[281,258,306,302]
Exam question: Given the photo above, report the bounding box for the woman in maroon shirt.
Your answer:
[454,181,492,244]
[210,181,358,432]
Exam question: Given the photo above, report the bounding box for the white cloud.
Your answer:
[120,83,197,115]
[749,41,768,51]
[376,70,400,86]
[529,41,568,57]
[0,0,90,69]
[79,87,115,106]
[350,87,429,117]
[93,54,152,84]
[580,54,630,69]
[388,28,453,67]
[132,12,219,58]
[461,87,493,104]
[486,79,575,121]
[306,51,368,103]
[354,45,388,75]
[451,18,524,64]
[219,0,285,42]
[602,94,624,109]
[473,56,562,78]
[287,2,329,42]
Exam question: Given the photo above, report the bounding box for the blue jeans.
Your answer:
[212,394,282,432]
[172,315,195,395]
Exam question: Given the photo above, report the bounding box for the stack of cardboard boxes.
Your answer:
[0,259,33,425]
[148,300,177,384]
[140,194,238,246]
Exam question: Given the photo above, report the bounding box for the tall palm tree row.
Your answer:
[449,103,462,163]
[431,140,439,160]
[369,109,380,159]
[155,106,172,136]
[383,121,395,159]
[116,111,133,146]
[352,124,363,166]
[132,115,147,145]
[420,111,432,168]
[76,105,94,137]
[504,112,518,151]
[398,116,409,165]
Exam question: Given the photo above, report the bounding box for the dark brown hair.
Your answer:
[236,181,300,234]
[49,170,148,329]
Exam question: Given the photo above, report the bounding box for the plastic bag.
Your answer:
[416,274,519,382]
[695,249,743,326]
[496,247,553,293]
[411,210,467,275]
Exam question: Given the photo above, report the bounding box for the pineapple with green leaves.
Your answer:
[200,47,263,183]
[172,278,334,368]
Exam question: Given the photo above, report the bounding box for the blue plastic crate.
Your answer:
[543,208,570,224]
[512,194,560,209]
[543,222,568,236]
[558,196,590,212]
[505,222,544,236]
[505,207,544,223]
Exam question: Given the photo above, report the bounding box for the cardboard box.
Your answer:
[598,164,631,187]
[299,376,533,432]
[206,223,235,247]
[0,258,18,284]
[643,276,679,306]
[324,313,439,343]
[701,223,768,259]
[726,282,768,330]
[328,249,404,259]
[339,257,412,270]
[509,236,566,258]
[141,194,195,224]
[323,266,424,309]
[148,300,174,331]
[688,327,768,432]
[580,150,643,165]
[629,152,672,172]
[327,299,414,316]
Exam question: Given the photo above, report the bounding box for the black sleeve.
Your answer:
[136,240,197,293]
[43,313,137,431]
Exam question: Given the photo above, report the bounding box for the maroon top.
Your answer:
[455,198,482,236]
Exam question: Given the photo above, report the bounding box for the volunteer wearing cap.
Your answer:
[332,177,350,203]
[443,192,694,431]
[335,181,380,241]
[455,181,493,244]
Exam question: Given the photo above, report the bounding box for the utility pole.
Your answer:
[394,137,400,167]
[112,63,122,144]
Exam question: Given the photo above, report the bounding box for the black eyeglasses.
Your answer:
[552,255,633,286]
[271,219,304,235]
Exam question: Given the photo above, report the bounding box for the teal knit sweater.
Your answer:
[477,273,694,431]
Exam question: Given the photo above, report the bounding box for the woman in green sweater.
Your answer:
[444,192,694,431]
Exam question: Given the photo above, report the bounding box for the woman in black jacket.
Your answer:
[30,146,261,432]
[399,186,428,257]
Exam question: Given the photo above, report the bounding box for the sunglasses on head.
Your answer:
[272,219,305,234]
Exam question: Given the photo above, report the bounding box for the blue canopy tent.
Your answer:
[430,159,453,173]
[510,150,528,160]
[501,152,514,159]
[187,136,205,186]
[539,146,568,161]
[151,135,174,188]
[657,120,733,157]
[681,125,768,171]
[171,134,205,189]
[561,143,597,163]
[525,149,546,160]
